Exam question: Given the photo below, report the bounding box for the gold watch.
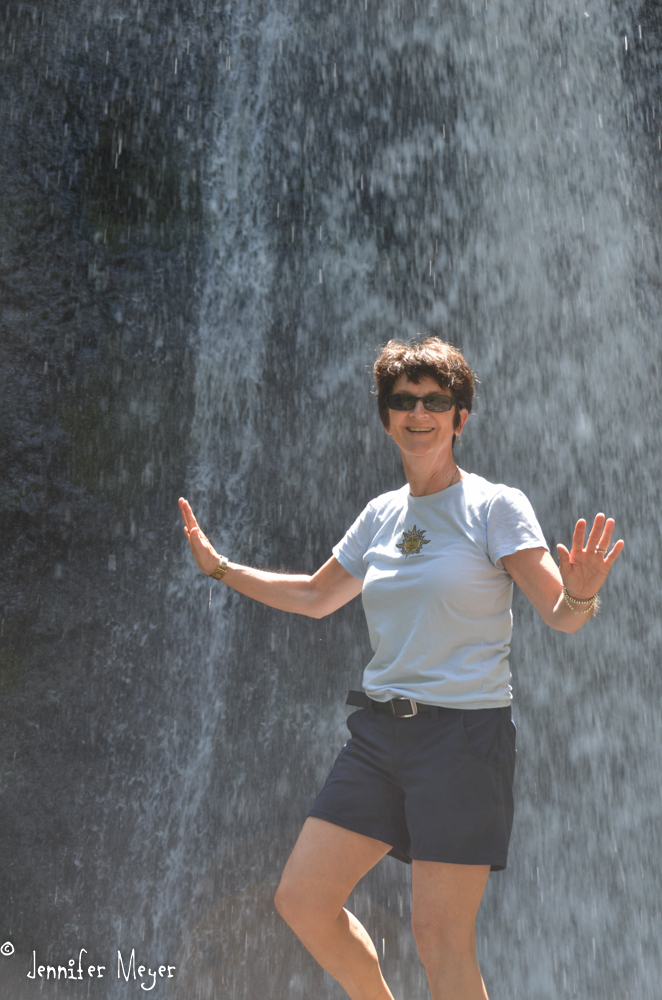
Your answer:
[210,556,229,580]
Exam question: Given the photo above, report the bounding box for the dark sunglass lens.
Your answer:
[424,395,454,412]
[387,393,417,410]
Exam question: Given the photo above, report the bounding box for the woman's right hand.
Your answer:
[179,497,222,576]
[178,497,363,617]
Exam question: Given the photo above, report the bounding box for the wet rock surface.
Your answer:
[1,1,662,997]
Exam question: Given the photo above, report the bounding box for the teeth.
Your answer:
[408,428,432,432]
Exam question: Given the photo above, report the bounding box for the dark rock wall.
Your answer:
[0,0,216,967]
[1,1,662,998]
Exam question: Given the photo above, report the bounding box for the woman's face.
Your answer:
[384,374,468,459]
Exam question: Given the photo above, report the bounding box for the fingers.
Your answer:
[556,542,570,572]
[178,497,190,528]
[178,497,221,576]
[589,515,622,563]
[605,538,625,566]
[178,497,199,532]
[596,517,615,555]
[570,519,587,556]
[585,512,606,551]
[178,498,208,554]
[563,514,624,569]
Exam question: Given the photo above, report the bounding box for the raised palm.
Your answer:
[556,513,624,599]
[179,497,221,576]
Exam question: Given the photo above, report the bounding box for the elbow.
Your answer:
[309,603,331,620]
[544,614,586,635]
[305,583,332,619]
[292,598,327,620]
[282,580,326,619]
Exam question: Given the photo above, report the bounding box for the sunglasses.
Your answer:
[385,392,456,412]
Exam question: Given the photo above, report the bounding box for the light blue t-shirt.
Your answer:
[332,473,548,709]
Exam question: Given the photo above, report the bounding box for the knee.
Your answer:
[411,919,475,972]
[274,878,321,935]
[274,877,341,941]
[274,879,299,929]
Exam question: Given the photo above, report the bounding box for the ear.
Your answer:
[455,407,470,439]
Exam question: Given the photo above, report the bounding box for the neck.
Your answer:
[401,450,461,497]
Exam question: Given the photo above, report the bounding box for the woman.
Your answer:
[179,337,623,1000]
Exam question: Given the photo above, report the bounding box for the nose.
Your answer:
[411,399,427,415]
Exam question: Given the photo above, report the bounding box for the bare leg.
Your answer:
[411,861,490,1000]
[275,817,395,1000]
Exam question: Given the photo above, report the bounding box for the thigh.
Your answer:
[309,709,410,861]
[411,861,490,939]
[278,817,392,915]
[400,707,515,869]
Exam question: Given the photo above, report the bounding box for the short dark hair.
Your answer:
[373,337,476,442]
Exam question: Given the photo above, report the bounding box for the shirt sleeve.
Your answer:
[332,502,377,580]
[486,487,549,568]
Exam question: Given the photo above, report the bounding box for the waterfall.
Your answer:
[1,0,660,997]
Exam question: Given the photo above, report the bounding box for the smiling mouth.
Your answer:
[407,427,433,433]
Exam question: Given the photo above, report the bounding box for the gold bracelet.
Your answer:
[562,586,597,614]
[209,556,229,580]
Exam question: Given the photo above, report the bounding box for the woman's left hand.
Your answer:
[556,513,624,599]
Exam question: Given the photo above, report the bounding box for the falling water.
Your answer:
[1,0,661,997]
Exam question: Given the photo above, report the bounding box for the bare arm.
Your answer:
[501,513,624,634]
[178,497,363,619]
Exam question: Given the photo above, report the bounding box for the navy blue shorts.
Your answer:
[308,705,516,871]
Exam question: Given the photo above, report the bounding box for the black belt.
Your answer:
[346,689,437,719]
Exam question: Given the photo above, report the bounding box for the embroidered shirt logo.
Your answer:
[396,525,431,556]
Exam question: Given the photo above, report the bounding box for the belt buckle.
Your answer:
[391,697,418,718]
